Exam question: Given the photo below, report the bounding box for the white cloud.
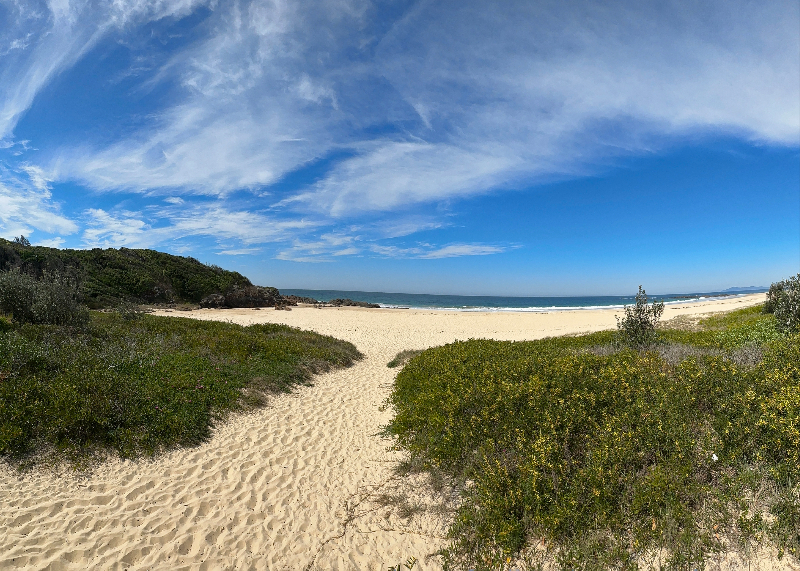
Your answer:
[367,242,507,260]
[59,0,798,218]
[0,162,77,238]
[290,142,521,215]
[419,244,505,259]
[275,232,360,262]
[165,205,318,244]
[82,208,153,248]
[20,164,52,191]
[301,0,799,214]
[216,248,261,255]
[34,236,65,248]
[59,0,369,194]
[81,203,320,249]
[0,0,207,139]
[275,232,508,262]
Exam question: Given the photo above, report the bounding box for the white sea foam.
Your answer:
[377,294,751,313]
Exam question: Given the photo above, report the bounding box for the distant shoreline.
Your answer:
[280,288,767,312]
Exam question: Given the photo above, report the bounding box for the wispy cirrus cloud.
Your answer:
[216,248,261,256]
[49,0,799,217]
[82,209,153,249]
[368,243,509,260]
[82,203,320,249]
[0,162,77,240]
[58,0,368,195]
[0,0,207,139]
[276,233,510,262]
[419,244,506,259]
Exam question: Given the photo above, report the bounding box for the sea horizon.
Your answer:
[280,287,767,312]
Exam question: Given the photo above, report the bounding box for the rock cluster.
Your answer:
[328,298,381,308]
[282,295,319,305]
[199,290,381,310]
[199,286,282,309]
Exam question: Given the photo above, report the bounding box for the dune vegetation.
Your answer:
[386,284,800,570]
[0,268,361,467]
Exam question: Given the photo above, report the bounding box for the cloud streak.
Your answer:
[81,203,319,249]
[0,0,206,140]
[0,162,77,239]
[42,0,796,216]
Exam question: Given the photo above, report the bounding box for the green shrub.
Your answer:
[615,285,664,349]
[114,300,145,321]
[764,274,800,333]
[0,313,361,462]
[0,269,88,327]
[386,306,799,569]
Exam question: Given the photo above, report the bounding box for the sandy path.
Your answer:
[0,293,778,570]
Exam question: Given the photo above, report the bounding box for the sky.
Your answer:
[0,0,798,296]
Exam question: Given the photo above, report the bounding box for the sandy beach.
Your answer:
[4,292,795,570]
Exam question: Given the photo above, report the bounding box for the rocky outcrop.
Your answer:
[223,285,281,308]
[198,290,380,310]
[328,298,380,308]
[200,286,283,309]
[282,295,319,305]
[199,293,227,309]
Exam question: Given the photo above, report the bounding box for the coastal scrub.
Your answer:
[385,305,799,570]
[0,312,361,465]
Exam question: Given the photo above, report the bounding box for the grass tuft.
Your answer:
[388,349,425,368]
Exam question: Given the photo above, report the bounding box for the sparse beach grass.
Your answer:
[388,349,425,368]
[385,305,799,569]
[0,312,361,467]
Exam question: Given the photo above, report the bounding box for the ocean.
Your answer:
[280,289,765,312]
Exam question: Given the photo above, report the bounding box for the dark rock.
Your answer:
[199,294,226,308]
[223,285,281,308]
[200,286,282,309]
[283,295,319,305]
[328,298,380,308]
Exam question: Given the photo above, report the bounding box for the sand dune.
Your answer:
[4,293,796,570]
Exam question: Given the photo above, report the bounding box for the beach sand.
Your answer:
[2,292,796,570]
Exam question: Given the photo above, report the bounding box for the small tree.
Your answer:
[764,274,800,333]
[616,285,664,350]
[12,235,31,247]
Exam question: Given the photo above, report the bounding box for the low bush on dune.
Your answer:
[386,292,799,569]
[615,285,664,350]
[0,311,361,465]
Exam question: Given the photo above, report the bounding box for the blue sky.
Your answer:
[0,0,798,296]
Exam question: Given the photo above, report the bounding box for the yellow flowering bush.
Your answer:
[386,307,799,569]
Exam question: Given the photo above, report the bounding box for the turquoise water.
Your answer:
[280,289,764,311]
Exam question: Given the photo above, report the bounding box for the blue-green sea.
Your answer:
[280,288,765,312]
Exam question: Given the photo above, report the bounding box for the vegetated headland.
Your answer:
[0,238,376,310]
[385,280,800,569]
